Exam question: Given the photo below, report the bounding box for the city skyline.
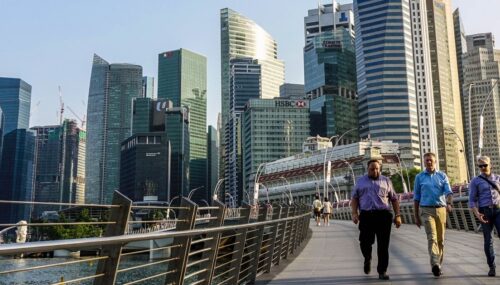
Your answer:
[1,0,498,129]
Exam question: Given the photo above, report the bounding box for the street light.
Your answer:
[253,163,267,205]
[394,152,408,193]
[213,178,225,201]
[257,182,270,204]
[478,78,499,157]
[324,128,358,197]
[341,159,356,185]
[445,128,470,182]
[187,186,204,200]
[398,147,412,191]
[467,83,476,177]
[279,176,293,205]
[307,169,320,195]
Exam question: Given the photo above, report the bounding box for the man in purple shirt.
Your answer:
[469,155,500,277]
[351,159,401,281]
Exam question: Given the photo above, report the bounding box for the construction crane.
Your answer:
[66,105,86,130]
[58,86,64,125]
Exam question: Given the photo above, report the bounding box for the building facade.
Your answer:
[0,129,36,223]
[426,0,466,183]
[462,33,500,173]
[279,83,305,99]
[220,8,285,204]
[85,54,142,204]
[354,0,421,166]
[120,133,170,202]
[304,2,355,44]
[0,77,31,135]
[242,98,311,204]
[158,49,207,199]
[142,76,155,99]
[207,125,219,203]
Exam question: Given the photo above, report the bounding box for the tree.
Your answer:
[390,167,421,193]
[39,208,103,240]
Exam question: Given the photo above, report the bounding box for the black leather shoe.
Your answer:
[378,273,390,280]
[432,264,441,277]
[488,267,496,277]
[364,260,371,274]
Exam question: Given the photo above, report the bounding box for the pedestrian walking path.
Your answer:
[256,220,500,284]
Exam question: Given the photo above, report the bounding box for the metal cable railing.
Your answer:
[0,191,311,285]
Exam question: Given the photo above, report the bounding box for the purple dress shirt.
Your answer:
[351,175,398,211]
[469,173,500,208]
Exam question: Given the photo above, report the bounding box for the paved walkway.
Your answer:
[256,220,500,284]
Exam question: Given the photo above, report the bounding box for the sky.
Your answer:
[1,0,499,128]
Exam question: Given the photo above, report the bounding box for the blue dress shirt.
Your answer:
[413,169,452,206]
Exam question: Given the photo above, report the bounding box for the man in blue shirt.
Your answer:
[413,152,453,278]
[469,155,500,277]
[351,159,401,280]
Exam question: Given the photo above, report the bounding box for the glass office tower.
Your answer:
[0,77,31,135]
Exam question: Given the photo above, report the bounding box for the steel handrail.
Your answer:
[0,212,310,256]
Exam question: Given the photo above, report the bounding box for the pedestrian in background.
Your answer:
[322,197,332,226]
[312,195,322,226]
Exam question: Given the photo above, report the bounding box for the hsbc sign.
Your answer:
[274,100,308,108]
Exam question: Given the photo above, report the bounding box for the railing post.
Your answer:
[283,205,295,258]
[264,204,281,273]
[94,191,132,285]
[277,204,290,263]
[230,204,251,284]
[247,204,267,284]
[199,200,226,285]
[166,197,197,285]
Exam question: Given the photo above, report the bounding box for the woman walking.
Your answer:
[323,197,333,226]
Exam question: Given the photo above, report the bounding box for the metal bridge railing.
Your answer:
[0,191,311,285]
[332,195,485,233]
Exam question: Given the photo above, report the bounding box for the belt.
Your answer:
[480,204,500,209]
[360,209,390,213]
[420,205,446,208]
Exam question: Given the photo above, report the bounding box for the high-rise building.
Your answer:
[304,1,355,44]
[31,120,86,217]
[410,0,439,162]
[0,129,36,223]
[304,28,358,143]
[165,107,190,199]
[354,0,421,166]
[142,76,155,99]
[0,77,31,135]
[158,49,207,201]
[426,0,466,183]
[242,98,311,204]
[463,33,500,173]
[220,8,285,204]
[0,107,4,163]
[207,125,219,202]
[85,54,142,204]
[120,133,170,202]
[280,83,305,99]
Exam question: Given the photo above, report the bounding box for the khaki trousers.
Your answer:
[420,207,447,266]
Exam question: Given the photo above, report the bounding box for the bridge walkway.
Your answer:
[257,220,499,284]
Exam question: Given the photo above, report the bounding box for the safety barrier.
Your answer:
[0,191,311,285]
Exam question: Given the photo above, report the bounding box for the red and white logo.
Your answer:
[295,100,306,108]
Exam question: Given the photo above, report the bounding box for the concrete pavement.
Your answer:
[256,219,500,284]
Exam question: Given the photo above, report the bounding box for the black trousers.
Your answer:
[358,210,393,274]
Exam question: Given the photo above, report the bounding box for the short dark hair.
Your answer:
[315,195,319,199]
[367,159,381,168]
[424,152,436,159]
[324,197,329,202]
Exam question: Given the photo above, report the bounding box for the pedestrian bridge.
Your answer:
[256,220,499,285]
[0,192,499,284]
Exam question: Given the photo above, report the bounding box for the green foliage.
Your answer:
[40,208,103,240]
[390,167,421,193]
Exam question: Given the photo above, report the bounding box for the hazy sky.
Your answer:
[1,0,499,128]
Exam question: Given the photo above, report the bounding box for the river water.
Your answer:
[0,256,167,285]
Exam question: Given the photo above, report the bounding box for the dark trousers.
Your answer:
[479,206,500,268]
[358,210,393,274]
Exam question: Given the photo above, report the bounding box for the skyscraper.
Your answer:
[142,76,155,99]
[304,1,355,44]
[426,0,466,183]
[220,8,284,204]
[207,125,219,202]
[0,129,36,223]
[463,33,500,172]
[0,107,4,163]
[0,77,31,135]
[85,54,142,204]
[32,120,86,217]
[354,0,421,166]
[158,49,207,201]
[280,83,305,99]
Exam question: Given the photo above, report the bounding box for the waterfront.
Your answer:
[0,256,167,285]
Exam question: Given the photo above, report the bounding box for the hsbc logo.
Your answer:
[155,100,172,112]
[295,100,306,108]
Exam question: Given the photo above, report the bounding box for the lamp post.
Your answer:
[398,147,412,191]
[322,135,338,198]
[212,178,225,201]
[307,169,320,195]
[325,128,358,197]
[445,128,470,182]
[394,152,408,193]
[258,182,270,204]
[187,186,204,200]
[341,159,356,185]
[478,78,499,157]
[253,163,267,205]
[279,176,293,205]
[467,83,476,177]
